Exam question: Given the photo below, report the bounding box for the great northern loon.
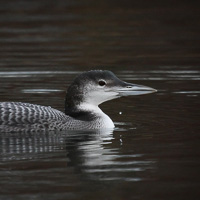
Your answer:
[0,70,156,132]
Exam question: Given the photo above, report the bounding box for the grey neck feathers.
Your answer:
[65,85,96,121]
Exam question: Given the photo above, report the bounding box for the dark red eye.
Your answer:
[98,80,106,86]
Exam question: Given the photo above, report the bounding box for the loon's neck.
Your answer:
[65,103,115,128]
[78,103,103,115]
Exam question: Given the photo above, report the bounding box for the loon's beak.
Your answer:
[116,82,157,96]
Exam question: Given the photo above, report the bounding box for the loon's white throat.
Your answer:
[0,70,157,132]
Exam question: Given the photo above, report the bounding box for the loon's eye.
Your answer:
[98,80,106,86]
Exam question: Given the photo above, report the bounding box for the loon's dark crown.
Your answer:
[71,70,120,85]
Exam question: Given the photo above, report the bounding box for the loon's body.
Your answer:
[0,70,156,132]
[0,102,114,131]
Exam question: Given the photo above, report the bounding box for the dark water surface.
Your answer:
[0,0,200,199]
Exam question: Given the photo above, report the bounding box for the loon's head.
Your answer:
[65,70,156,113]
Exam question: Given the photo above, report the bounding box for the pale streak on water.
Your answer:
[0,0,200,200]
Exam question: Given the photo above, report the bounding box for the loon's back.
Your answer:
[0,102,71,132]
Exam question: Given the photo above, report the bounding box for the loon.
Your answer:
[0,70,156,132]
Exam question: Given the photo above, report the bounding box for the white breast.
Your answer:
[77,103,115,129]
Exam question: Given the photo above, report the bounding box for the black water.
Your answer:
[0,0,200,199]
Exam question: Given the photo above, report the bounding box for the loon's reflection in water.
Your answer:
[0,129,113,161]
[0,129,155,182]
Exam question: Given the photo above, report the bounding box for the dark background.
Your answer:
[0,1,200,200]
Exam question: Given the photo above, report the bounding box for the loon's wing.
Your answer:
[0,102,68,125]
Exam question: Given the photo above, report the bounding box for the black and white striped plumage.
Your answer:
[0,70,156,132]
[0,102,68,132]
[0,102,106,132]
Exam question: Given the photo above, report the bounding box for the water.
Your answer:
[0,0,200,199]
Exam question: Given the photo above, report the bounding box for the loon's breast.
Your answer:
[0,102,114,132]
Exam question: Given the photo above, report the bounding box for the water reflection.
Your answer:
[119,69,200,80]
[21,89,63,93]
[1,69,200,80]
[0,71,81,78]
[0,130,110,160]
[0,129,155,182]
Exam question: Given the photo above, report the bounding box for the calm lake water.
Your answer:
[0,0,200,199]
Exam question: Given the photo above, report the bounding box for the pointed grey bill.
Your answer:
[116,82,157,96]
